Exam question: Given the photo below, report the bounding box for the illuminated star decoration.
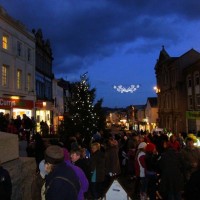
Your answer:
[113,84,140,93]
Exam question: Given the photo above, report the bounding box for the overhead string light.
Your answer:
[113,84,140,93]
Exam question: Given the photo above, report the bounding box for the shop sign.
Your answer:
[0,98,34,109]
[35,101,44,108]
[186,111,200,119]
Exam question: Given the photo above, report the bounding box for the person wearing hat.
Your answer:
[145,143,159,200]
[134,142,147,200]
[44,145,80,200]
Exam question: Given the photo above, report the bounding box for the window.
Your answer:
[188,77,192,87]
[17,41,22,56]
[27,74,31,91]
[195,73,200,86]
[17,70,22,89]
[196,95,200,107]
[188,96,193,109]
[27,48,31,62]
[2,65,8,86]
[2,35,8,49]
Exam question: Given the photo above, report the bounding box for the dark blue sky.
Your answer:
[1,0,200,108]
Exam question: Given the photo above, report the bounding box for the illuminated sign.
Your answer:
[186,111,200,119]
[0,98,34,109]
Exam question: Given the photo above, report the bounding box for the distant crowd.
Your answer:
[0,112,53,143]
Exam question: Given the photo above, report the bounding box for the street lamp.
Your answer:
[153,86,160,93]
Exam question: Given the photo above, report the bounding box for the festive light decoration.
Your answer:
[113,84,140,93]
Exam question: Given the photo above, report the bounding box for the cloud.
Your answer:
[2,1,199,62]
[1,0,200,107]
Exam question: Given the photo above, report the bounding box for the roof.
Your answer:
[147,97,157,107]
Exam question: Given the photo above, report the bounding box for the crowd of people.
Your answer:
[29,131,121,200]
[28,129,200,200]
[126,131,200,200]
[0,112,54,145]
[1,121,200,200]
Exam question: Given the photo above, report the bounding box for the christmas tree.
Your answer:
[64,73,105,142]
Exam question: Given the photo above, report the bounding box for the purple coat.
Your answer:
[65,160,89,200]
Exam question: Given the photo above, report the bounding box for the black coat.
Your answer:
[185,169,200,200]
[89,150,105,182]
[45,162,80,200]
[0,166,12,200]
[158,148,184,198]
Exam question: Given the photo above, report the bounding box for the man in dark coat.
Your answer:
[0,161,12,200]
[185,168,200,200]
[158,140,184,200]
[44,145,80,200]
[89,142,105,199]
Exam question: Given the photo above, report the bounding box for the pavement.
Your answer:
[19,140,28,157]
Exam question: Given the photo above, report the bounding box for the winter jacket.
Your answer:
[135,151,146,178]
[89,150,105,182]
[185,169,200,200]
[0,166,12,200]
[181,146,200,181]
[45,162,80,200]
[65,160,89,200]
[158,148,184,198]
[105,144,121,176]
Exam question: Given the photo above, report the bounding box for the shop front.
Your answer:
[0,97,34,119]
[35,100,53,133]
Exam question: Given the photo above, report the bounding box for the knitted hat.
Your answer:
[138,142,147,149]
[45,145,64,164]
[145,143,156,153]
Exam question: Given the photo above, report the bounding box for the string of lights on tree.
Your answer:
[113,84,140,93]
[70,72,98,134]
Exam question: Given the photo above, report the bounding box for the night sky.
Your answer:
[1,0,200,108]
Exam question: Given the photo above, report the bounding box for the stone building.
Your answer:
[0,6,36,119]
[33,29,54,132]
[184,59,200,133]
[155,46,200,133]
